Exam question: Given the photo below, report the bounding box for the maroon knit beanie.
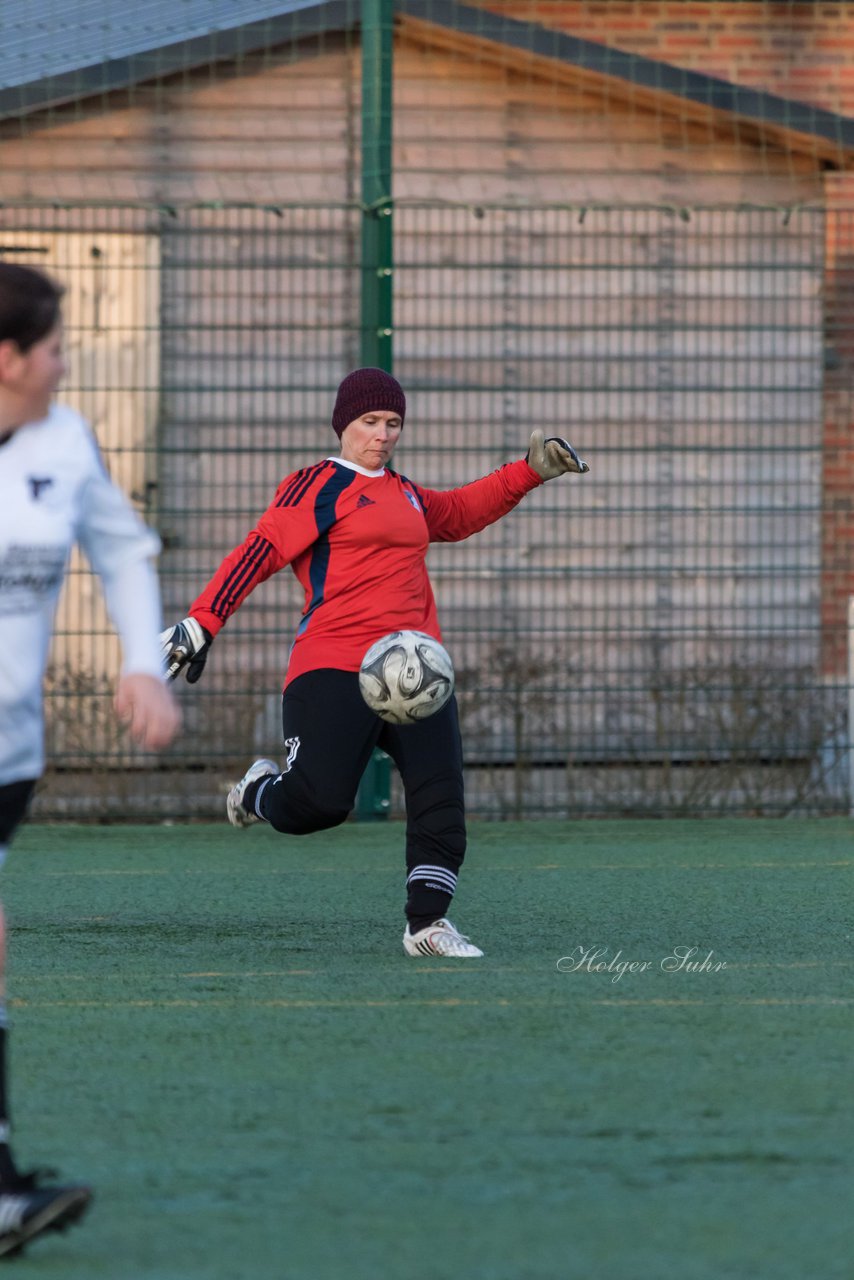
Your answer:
[332,367,406,437]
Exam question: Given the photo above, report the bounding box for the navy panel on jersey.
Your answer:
[296,466,358,637]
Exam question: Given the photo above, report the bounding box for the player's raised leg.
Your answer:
[227,670,381,834]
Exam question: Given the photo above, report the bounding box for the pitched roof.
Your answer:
[1,0,851,165]
[0,0,356,116]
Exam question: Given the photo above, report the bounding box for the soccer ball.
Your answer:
[359,630,455,725]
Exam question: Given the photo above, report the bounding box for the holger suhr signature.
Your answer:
[557,946,727,983]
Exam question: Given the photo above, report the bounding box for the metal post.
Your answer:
[355,747,392,820]
[849,596,854,818]
[356,0,394,820]
[360,0,393,371]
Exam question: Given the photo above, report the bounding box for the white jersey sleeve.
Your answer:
[75,428,165,678]
[0,406,166,785]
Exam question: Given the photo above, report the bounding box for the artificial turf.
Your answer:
[3,819,852,1280]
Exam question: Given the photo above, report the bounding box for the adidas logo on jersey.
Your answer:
[356,494,376,509]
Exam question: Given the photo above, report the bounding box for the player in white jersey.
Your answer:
[0,262,180,1257]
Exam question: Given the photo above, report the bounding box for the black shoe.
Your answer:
[0,1170,92,1258]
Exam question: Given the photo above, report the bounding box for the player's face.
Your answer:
[0,322,66,425]
[339,411,403,470]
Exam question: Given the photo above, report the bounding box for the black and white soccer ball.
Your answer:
[358,630,455,725]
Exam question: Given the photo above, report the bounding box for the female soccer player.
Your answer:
[162,367,587,958]
[0,262,180,1256]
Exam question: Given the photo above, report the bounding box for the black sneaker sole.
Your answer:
[0,1186,92,1259]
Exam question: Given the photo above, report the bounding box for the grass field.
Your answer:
[3,818,852,1280]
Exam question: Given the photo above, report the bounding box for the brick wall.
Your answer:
[484,1,854,118]
[823,176,854,676]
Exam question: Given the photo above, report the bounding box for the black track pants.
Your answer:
[0,780,36,850]
[256,670,466,921]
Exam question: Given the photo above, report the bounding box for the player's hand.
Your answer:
[115,673,181,750]
[526,429,589,480]
[159,616,213,683]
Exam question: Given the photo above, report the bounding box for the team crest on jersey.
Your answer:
[28,476,54,501]
[404,489,421,513]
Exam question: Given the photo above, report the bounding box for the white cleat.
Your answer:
[403,917,484,958]
[226,758,279,828]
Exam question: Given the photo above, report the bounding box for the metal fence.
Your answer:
[5,198,850,819]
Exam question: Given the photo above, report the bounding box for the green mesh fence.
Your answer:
[1,199,849,819]
[0,0,852,818]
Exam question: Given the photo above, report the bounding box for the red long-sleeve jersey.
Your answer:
[189,456,542,686]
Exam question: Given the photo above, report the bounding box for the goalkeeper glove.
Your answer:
[160,616,212,683]
[526,429,589,480]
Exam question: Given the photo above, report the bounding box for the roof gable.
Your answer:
[1,0,850,167]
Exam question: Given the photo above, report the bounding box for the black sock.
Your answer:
[407,911,448,934]
[406,880,453,931]
[242,777,269,820]
[0,1023,20,1187]
[405,864,457,931]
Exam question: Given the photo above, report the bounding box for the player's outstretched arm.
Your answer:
[526,428,589,480]
[160,616,213,683]
[412,430,589,544]
[115,673,181,750]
